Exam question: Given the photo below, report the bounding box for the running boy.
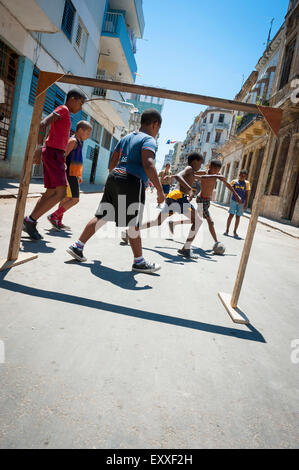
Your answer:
[48,120,92,230]
[122,153,204,259]
[66,109,165,274]
[169,159,242,250]
[224,169,251,238]
[23,88,87,240]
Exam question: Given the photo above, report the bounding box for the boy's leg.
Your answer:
[178,210,202,258]
[128,225,161,273]
[225,213,234,234]
[122,211,169,244]
[30,186,67,220]
[234,215,241,236]
[207,216,218,243]
[66,216,107,262]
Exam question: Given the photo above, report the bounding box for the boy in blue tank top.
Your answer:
[67,109,165,274]
[48,120,92,230]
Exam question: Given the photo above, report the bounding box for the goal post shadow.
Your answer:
[1,71,283,325]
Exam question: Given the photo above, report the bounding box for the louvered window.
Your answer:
[29,66,65,113]
[75,19,88,60]
[61,0,76,41]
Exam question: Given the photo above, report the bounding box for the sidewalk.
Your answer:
[212,201,299,239]
[0,178,103,199]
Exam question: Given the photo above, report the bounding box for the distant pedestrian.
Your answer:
[23,88,86,240]
[48,120,92,230]
[67,109,165,274]
[224,169,251,239]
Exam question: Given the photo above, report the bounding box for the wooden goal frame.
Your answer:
[0,71,283,324]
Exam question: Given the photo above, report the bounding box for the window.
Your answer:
[215,131,222,143]
[90,118,102,143]
[219,114,225,123]
[75,18,88,60]
[102,129,112,150]
[209,114,214,124]
[206,132,211,143]
[203,117,207,123]
[29,66,66,114]
[279,40,296,90]
[70,110,88,133]
[61,0,76,41]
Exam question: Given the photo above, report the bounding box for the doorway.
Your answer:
[90,145,100,184]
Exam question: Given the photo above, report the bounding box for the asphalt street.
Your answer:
[0,191,298,448]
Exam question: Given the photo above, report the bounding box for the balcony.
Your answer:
[215,121,229,129]
[236,113,267,144]
[108,0,145,38]
[1,0,59,32]
[101,12,137,82]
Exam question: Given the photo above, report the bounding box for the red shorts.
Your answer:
[42,146,67,189]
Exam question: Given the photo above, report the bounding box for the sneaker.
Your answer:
[223,232,229,236]
[121,229,129,245]
[234,233,241,239]
[178,248,199,259]
[48,214,61,230]
[66,245,87,262]
[169,220,174,235]
[132,261,161,274]
[23,217,43,240]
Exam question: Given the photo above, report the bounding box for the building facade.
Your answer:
[216,0,299,226]
[0,0,145,187]
[177,107,233,173]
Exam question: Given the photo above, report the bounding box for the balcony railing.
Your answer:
[102,12,137,78]
[215,121,229,129]
[236,113,259,135]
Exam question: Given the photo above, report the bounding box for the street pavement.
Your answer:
[0,191,298,449]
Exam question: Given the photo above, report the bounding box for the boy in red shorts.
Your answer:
[23,88,86,240]
[47,120,92,230]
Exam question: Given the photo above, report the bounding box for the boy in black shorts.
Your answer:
[66,109,165,274]
[48,120,92,229]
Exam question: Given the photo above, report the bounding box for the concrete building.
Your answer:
[171,141,184,173]
[216,0,299,226]
[177,107,232,172]
[163,149,174,168]
[0,0,145,187]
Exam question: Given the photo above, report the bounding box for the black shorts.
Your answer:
[95,170,145,227]
[67,174,80,198]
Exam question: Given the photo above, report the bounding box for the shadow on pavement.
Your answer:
[44,228,72,239]
[65,259,154,291]
[0,271,266,343]
[20,238,56,254]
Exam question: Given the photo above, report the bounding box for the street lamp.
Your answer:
[85,97,139,114]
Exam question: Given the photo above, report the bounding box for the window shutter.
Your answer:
[61,0,76,41]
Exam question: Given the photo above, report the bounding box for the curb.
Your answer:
[211,202,299,240]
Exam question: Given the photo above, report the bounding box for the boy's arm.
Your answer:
[142,150,165,204]
[109,150,120,172]
[65,137,77,157]
[174,167,194,198]
[33,113,60,164]
[218,176,242,204]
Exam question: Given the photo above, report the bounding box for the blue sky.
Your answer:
[134,0,289,170]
